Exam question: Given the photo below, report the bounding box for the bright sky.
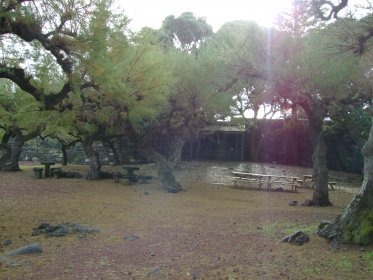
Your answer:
[118,0,294,31]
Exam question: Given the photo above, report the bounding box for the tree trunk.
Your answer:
[248,127,262,162]
[83,139,101,180]
[116,137,129,164]
[0,132,11,169]
[308,108,332,206]
[168,136,185,170]
[0,143,11,170]
[318,117,373,247]
[0,129,24,171]
[141,145,182,193]
[61,145,68,166]
[334,117,373,245]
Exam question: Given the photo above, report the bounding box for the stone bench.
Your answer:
[33,167,44,179]
[136,175,153,184]
[112,172,122,183]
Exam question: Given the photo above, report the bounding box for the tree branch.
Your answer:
[0,12,74,74]
[312,0,349,20]
[0,65,43,101]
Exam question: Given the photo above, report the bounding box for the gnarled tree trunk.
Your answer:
[308,108,332,206]
[141,145,182,193]
[168,136,185,170]
[337,117,373,244]
[0,132,11,170]
[83,139,101,180]
[0,129,24,171]
[320,117,373,246]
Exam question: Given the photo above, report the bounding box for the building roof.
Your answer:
[203,124,246,133]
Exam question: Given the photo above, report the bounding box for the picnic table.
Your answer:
[297,175,337,190]
[232,171,299,191]
[40,161,55,178]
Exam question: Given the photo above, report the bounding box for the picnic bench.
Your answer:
[297,175,337,190]
[232,171,299,191]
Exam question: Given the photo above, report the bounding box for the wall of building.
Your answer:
[20,138,117,165]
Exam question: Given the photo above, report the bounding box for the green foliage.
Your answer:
[261,221,317,235]
[323,105,371,148]
[303,266,322,275]
[161,12,213,52]
[335,256,354,272]
[0,79,41,134]
[210,21,283,119]
[362,251,373,270]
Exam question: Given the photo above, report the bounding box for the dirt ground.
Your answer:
[0,161,372,280]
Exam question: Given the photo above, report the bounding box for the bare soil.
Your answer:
[1,161,372,280]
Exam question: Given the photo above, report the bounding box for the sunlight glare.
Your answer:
[119,0,293,31]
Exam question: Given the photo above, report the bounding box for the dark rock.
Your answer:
[293,234,310,245]
[5,244,43,257]
[3,240,12,246]
[288,201,298,206]
[144,191,149,195]
[37,223,51,230]
[124,234,139,241]
[45,224,62,233]
[32,223,101,237]
[70,224,102,234]
[277,231,310,245]
[48,225,69,237]
[148,266,161,277]
[167,187,180,193]
[32,229,42,236]
[192,271,200,279]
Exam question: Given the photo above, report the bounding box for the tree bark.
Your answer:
[61,144,68,166]
[141,145,182,193]
[0,143,11,170]
[168,136,185,170]
[335,116,373,245]
[83,139,102,180]
[248,126,262,162]
[0,129,24,172]
[0,132,11,169]
[309,107,332,206]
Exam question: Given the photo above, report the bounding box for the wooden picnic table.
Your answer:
[232,171,299,191]
[298,175,337,190]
